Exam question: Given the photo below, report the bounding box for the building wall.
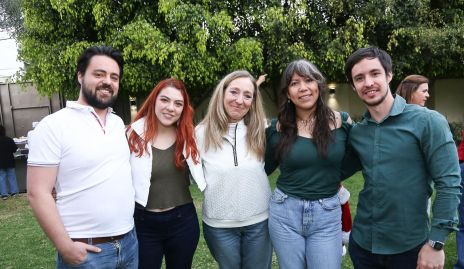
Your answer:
[0,82,63,138]
[3,78,461,134]
[433,79,464,123]
[326,83,365,120]
[195,78,463,124]
[322,79,463,123]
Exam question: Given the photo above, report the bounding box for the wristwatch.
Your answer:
[428,240,445,250]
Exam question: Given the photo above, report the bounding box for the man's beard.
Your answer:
[81,82,117,109]
[363,87,389,107]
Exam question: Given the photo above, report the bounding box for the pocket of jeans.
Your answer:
[58,252,88,267]
[270,188,288,203]
[319,195,340,211]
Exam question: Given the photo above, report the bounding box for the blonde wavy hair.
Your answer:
[199,70,266,160]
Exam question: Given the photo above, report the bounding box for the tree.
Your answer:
[15,0,464,105]
[387,0,464,80]
[17,0,269,104]
[0,0,23,36]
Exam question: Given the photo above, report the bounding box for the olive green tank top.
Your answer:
[145,143,192,210]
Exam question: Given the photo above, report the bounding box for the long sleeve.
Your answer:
[422,111,461,242]
[264,121,279,176]
[340,137,362,180]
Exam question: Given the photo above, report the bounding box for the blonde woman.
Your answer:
[196,70,272,269]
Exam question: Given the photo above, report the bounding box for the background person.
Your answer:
[265,59,353,269]
[344,46,460,269]
[455,130,464,269]
[26,121,39,149]
[396,74,430,106]
[196,70,272,269]
[396,74,432,215]
[0,124,19,200]
[257,74,267,87]
[127,78,205,269]
[27,46,138,268]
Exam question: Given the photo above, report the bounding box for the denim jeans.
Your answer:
[0,168,19,197]
[349,234,424,269]
[56,228,138,269]
[269,188,342,269]
[134,202,200,269]
[454,163,464,269]
[203,219,272,269]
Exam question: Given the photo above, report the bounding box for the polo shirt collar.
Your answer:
[66,101,114,114]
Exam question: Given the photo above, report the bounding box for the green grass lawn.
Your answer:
[0,172,459,268]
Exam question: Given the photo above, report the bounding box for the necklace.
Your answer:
[297,117,315,130]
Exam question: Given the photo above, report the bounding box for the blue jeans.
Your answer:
[0,168,19,197]
[203,219,272,269]
[269,188,342,269]
[349,234,424,269]
[56,228,138,269]
[454,162,464,269]
[134,202,200,269]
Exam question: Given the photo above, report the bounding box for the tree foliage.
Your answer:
[15,0,464,104]
[0,0,23,36]
[387,0,464,80]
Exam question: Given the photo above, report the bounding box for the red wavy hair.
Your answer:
[128,78,199,168]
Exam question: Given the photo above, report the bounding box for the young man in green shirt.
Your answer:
[344,46,461,269]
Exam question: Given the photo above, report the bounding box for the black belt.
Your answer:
[72,232,128,245]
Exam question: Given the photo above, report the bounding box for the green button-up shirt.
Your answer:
[348,95,461,254]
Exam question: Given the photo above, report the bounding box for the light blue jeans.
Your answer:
[269,188,342,269]
[454,163,464,269]
[203,220,272,269]
[56,228,138,269]
[0,168,19,197]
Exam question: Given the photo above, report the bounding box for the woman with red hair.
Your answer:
[127,78,205,269]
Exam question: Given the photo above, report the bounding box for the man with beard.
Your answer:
[27,46,138,268]
[343,46,460,269]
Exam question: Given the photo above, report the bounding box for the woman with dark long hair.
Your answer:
[265,59,353,269]
[127,78,205,269]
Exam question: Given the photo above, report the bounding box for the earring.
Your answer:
[287,99,290,103]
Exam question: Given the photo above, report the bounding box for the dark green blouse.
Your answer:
[265,112,351,200]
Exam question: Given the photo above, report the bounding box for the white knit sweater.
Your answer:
[195,120,271,228]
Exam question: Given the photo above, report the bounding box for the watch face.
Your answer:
[434,242,444,250]
[430,240,444,250]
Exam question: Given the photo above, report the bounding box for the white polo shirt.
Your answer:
[28,101,135,238]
